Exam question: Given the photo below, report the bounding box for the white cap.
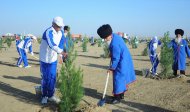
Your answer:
[152,36,158,42]
[26,34,37,40]
[53,16,64,27]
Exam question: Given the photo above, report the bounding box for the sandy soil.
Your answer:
[0,42,190,112]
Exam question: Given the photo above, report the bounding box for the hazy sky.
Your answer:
[0,0,190,38]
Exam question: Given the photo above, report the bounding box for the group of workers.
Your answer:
[148,29,190,78]
[14,16,190,105]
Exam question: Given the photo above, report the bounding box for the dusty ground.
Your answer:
[0,41,190,112]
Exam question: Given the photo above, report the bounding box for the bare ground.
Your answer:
[0,42,190,112]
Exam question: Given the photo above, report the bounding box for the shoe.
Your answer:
[24,65,31,68]
[48,96,61,104]
[177,74,186,78]
[41,97,48,104]
[111,98,120,104]
[120,93,124,99]
[111,95,121,104]
[17,65,23,68]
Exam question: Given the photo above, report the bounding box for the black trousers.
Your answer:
[173,70,185,76]
[114,93,124,100]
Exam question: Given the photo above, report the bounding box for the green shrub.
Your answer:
[97,39,102,47]
[103,43,110,58]
[142,47,148,56]
[142,42,149,56]
[160,32,173,78]
[131,37,138,49]
[4,37,13,48]
[94,38,98,43]
[59,33,84,112]
[0,38,3,51]
[82,36,88,52]
[37,38,42,44]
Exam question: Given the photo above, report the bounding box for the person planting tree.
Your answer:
[40,16,67,104]
[60,25,73,63]
[168,29,190,77]
[148,36,162,77]
[97,24,136,104]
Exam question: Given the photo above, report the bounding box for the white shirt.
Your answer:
[40,27,64,63]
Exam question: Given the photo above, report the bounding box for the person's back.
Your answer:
[16,35,35,68]
[111,34,132,64]
[97,24,136,104]
[111,34,135,83]
[18,37,32,50]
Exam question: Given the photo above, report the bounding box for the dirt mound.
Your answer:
[1,43,190,112]
[38,103,110,112]
[76,104,110,112]
[171,75,190,83]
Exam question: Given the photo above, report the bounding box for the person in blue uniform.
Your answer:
[40,17,67,104]
[60,25,72,63]
[97,24,136,104]
[148,36,162,76]
[15,34,21,57]
[168,29,190,77]
[17,35,36,68]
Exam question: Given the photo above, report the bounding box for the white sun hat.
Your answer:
[53,16,64,27]
[26,34,37,40]
[152,36,158,42]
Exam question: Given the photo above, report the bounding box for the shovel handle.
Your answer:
[150,52,160,71]
[102,72,110,99]
[29,53,39,60]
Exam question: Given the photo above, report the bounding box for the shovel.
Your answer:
[145,52,160,78]
[97,72,110,106]
[28,53,39,60]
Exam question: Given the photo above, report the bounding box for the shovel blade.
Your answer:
[145,69,150,78]
[97,98,106,107]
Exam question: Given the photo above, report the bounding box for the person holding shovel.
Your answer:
[97,24,136,104]
[168,29,190,77]
[148,36,162,77]
[40,16,67,104]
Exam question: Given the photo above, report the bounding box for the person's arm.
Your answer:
[58,31,67,58]
[46,30,63,54]
[26,40,34,55]
[29,44,33,54]
[185,41,190,58]
[158,40,162,46]
[58,32,65,50]
[167,40,173,48]
[109,45,121,70]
